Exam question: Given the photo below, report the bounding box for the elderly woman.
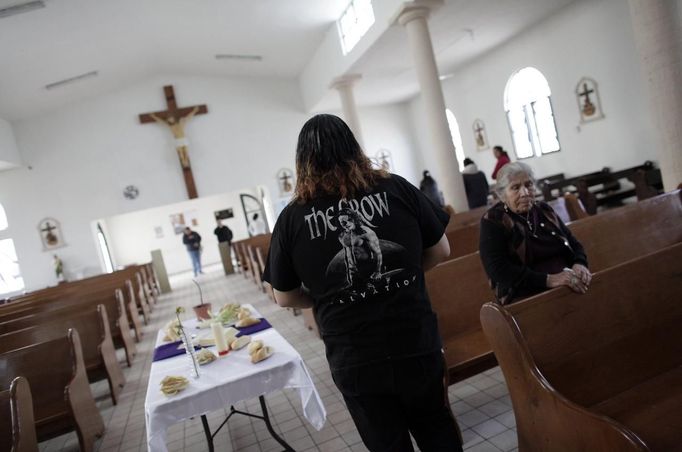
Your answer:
[479,162,592,304]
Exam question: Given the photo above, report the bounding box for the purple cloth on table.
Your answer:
[235,318,272,336]
[152,341,199,362]
[152,318,272,362]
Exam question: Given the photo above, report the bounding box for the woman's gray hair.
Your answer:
[494,161,536,199]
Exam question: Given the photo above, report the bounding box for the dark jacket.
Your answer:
[214,225,233,243]
[479,202,588,304]
[419,174,443,208]
[462,172,489,209]
[183,231,202,252]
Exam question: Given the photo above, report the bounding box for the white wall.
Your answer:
[356,102,422,185]
[0,118,21,170]
[0,74,418,291]
[101,189,256,276]
[409,0,657,186]
[299,0,405,111]
[0,74,309,290]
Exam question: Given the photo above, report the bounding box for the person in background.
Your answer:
[263,114,463,452]
[213,220,233,245]
[491,145,511,180]
[182,227,203,277]
[419,170,444,208]
[214,219,234,275]
[461,157,489,209]
[247,213,267,236]
[479,162,591,304]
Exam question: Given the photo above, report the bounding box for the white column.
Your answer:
[331,74,364,146]
[629,0,682,191]
[394,1,468,211]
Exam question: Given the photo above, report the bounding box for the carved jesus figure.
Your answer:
[150,106,199,169]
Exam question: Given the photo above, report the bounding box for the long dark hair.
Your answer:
[294,114,387,202]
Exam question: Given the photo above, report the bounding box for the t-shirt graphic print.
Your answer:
[263,174,449,370]
[325,203,407,305]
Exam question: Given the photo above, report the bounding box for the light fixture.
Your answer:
[45,71,99,90]
[0,0,45,19]
[215,54,263,62]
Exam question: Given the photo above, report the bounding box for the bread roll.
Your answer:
[237,307,251,320]
[160,376,189,395]
[236,316,260,328]
[247,340,264,355]
[196,348,217,365]
[251,346,274,363]
[230,335,251,350]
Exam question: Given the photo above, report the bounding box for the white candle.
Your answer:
[211,322,229,356]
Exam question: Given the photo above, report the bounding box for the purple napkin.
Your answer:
[152,341,201,362]
[235,318,272,336]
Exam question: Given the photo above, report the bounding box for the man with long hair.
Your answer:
[263,114,462,451]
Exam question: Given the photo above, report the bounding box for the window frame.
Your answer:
[337,0,375,55]
[504,67,561,159]
[0,203,25,295]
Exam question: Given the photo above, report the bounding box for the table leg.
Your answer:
[199,397,294,452]
[259,395,295,452]
[200,415,214,452]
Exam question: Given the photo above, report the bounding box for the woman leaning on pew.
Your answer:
[263,114,463,452]
[480,162,592,305]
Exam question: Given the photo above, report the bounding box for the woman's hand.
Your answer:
[546,268,588,294]
[571,264,592,286]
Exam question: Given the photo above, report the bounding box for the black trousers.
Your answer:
[331,351,463,452]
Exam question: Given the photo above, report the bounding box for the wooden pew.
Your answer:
[134,272,152,323]
[0,329,105,452]
[445,206,487,231]
[0,286,138,367]
[445,223,480,260]
[480,243,682,451]
[233,235,272,284]
[568,189,682,271]
[122,282,144,343]
[234,242,249,277]
[428,190,682,385]
[254,247,275,302]
[143,263,161,298]
[0,377,38,452]
[426,253,495,383]
[564,192,589,221]
[0,305,125,405]
[540,162,663,210]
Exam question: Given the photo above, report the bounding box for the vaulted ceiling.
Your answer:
[0,0,577,120]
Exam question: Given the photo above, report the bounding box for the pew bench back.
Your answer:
[480,243,682,451]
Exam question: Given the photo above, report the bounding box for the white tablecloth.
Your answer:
[144,305,326,452]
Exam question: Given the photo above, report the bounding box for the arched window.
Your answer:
[504,67,560,159]
[0,202,24,294]
[445,109,466,171]
[96,223,114,274]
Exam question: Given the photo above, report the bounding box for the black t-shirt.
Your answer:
[262,174,449,370]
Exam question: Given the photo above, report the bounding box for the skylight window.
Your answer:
[338,0,375,55]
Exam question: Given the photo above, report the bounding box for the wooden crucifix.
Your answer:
[139,85,208,199]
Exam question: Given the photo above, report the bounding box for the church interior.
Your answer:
[1,0,680,451]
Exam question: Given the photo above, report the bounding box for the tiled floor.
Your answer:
[39,264,518,452]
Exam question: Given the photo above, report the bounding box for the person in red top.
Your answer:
[491,145,511,180]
